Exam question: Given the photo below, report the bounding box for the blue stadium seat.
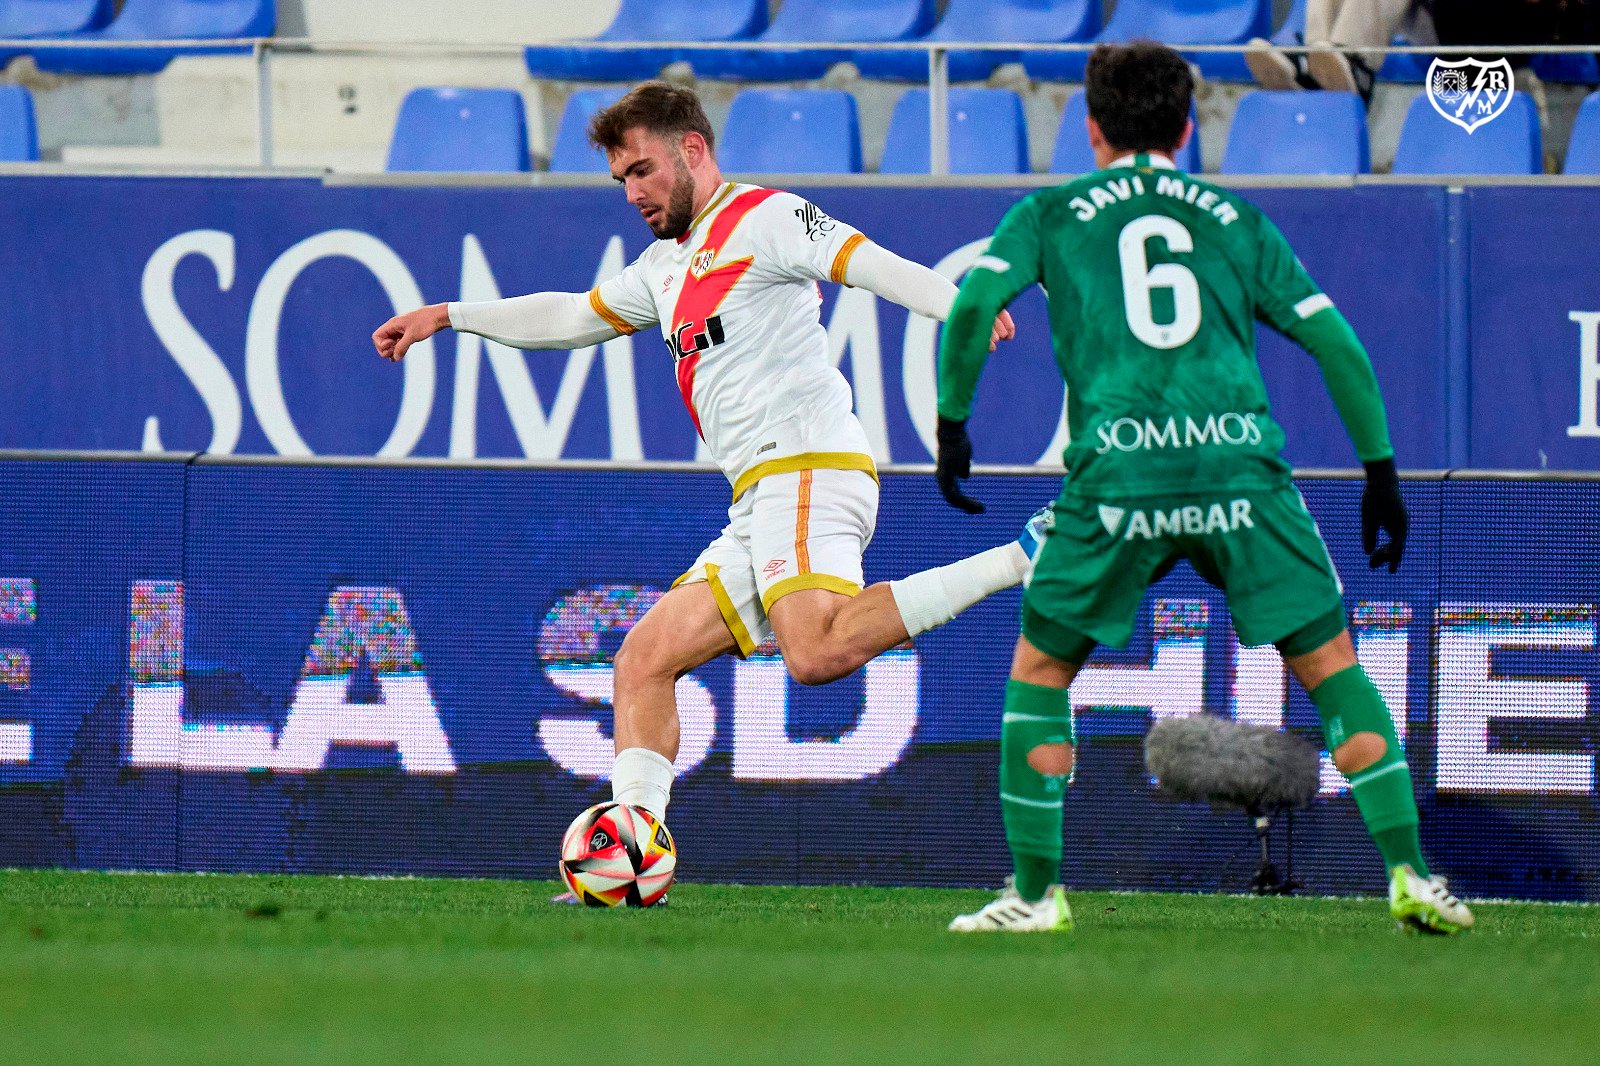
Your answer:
[1024,0,1272,82]
[854,0,1097,83]
[1050,91,1201,173]
[1562,92,1600,175]
[719,89,861,174]
[1391,90,1541,175]
[0,84,39,162]
[0,0,112,68]
[524,0,764,83]
[1532,52,1600,84]
[31,0,273,74]
[548,89,626,174]
[1222,91,1368,174]
[1270,0,1306,46]
[692,0,935,82]
[879,88,1028,174]
[385,88,528,174]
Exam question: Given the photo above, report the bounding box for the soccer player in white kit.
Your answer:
[374,83,1040,825]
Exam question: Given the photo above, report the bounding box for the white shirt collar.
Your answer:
[1109,152,1177,170]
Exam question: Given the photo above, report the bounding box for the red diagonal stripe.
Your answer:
[670,188,780,433]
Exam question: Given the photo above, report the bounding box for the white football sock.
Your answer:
[611,746,675,819]
[889,542,1031,638]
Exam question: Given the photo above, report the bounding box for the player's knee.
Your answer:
[1027,742,1075,777]
[614,628,672,687]
[1333,731,1388,775]
[783,646,856,687]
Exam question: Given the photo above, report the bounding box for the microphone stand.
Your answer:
[1246,805,1304,896]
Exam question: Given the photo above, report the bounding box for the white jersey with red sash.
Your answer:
[589,182,874,501]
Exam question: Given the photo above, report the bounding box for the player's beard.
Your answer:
[649,153,698,241]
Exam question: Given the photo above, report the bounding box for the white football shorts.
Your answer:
[673,468,879,656]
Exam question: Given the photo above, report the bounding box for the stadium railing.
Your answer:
[1,38,1598,172]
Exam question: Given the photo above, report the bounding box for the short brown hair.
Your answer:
[588,82,716,154]
[1084,41,1194,154]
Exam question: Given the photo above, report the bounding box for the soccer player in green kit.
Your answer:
[937,41,1473,935]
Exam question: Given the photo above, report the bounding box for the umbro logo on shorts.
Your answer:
[762,559,788,579]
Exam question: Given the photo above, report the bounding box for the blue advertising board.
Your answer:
[1,176,1463,468]
[0,454,1595,901]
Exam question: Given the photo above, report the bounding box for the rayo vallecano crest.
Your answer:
[1425,57,1513,134]
[689,245,717,278]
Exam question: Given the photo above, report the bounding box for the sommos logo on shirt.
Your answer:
[1095,412,1262,454]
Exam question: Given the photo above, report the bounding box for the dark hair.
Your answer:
[588,81,716,154]
[1084,41,1194,154]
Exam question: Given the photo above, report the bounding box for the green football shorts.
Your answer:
[1022,483,1347,664]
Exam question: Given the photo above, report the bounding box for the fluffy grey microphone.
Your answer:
[1144,715,1320,812]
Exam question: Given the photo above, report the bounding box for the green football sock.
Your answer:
[1001,680,1075,901]
[1310,665,1429,878]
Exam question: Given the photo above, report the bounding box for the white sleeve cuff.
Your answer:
[448,291,620,350]
[841,240,959,322]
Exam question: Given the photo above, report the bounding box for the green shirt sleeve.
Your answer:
[937,196,1044,422]
[1253,210,1395,464]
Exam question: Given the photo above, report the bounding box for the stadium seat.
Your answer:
[31,0,272,74]
[385,88,528,174]
[1222,91,1369,174]
[1266,0,1429,81]
[719,89,861,174]
[1391,90,1541,175]
[879,87,1028,174]
[691,0,935,82]
[1532,52,1600,84]
[0,0,112,68]
[523,0,764,83]
[1563,92,1600,175]
[1023,0,1272,83]
[548,89,626,174]
[0,84,39,162]
[1050,91,1201,173]
[853,0,1098,84]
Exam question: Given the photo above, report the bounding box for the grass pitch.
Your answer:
[1,871,1595,1064]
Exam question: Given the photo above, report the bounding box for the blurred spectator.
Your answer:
[1247,0,1432,99]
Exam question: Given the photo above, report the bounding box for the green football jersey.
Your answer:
[939,154,1389,499]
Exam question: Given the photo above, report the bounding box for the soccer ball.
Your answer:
[558,801,676,907]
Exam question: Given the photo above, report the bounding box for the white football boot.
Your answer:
[948,877,1073,933]
[1389,864,1474,935]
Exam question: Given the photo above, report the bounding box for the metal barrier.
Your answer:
[2,38,1597,169]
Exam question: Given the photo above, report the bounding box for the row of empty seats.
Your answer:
[525,0,1600,85]
[0,0,274,74]
[2,0,1595,83]
[385,85,1600,177]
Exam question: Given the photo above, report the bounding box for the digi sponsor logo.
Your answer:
[667,314,726,361]
[1095,412,1263,454]
[1426,57,1513,134]
[1097,499,1255,541]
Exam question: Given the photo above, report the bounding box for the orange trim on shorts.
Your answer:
[795,469,813,576]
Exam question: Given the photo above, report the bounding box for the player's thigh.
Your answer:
[746,468,876,619]
[1023,495,1178,658]
[666,508,774,660]
[619,579,742,680]
[1188,485,1346,648]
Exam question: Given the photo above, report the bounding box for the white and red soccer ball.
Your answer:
[559,802,676,907]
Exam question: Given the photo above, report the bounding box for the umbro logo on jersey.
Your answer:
[795,201,837,242]
[661,274,674,293]
[689,247,717,278]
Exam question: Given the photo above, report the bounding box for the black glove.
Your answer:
[935,417,985,514]
[1361,457,1408,573]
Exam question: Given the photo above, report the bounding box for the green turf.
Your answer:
[1,871,1596,1064]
